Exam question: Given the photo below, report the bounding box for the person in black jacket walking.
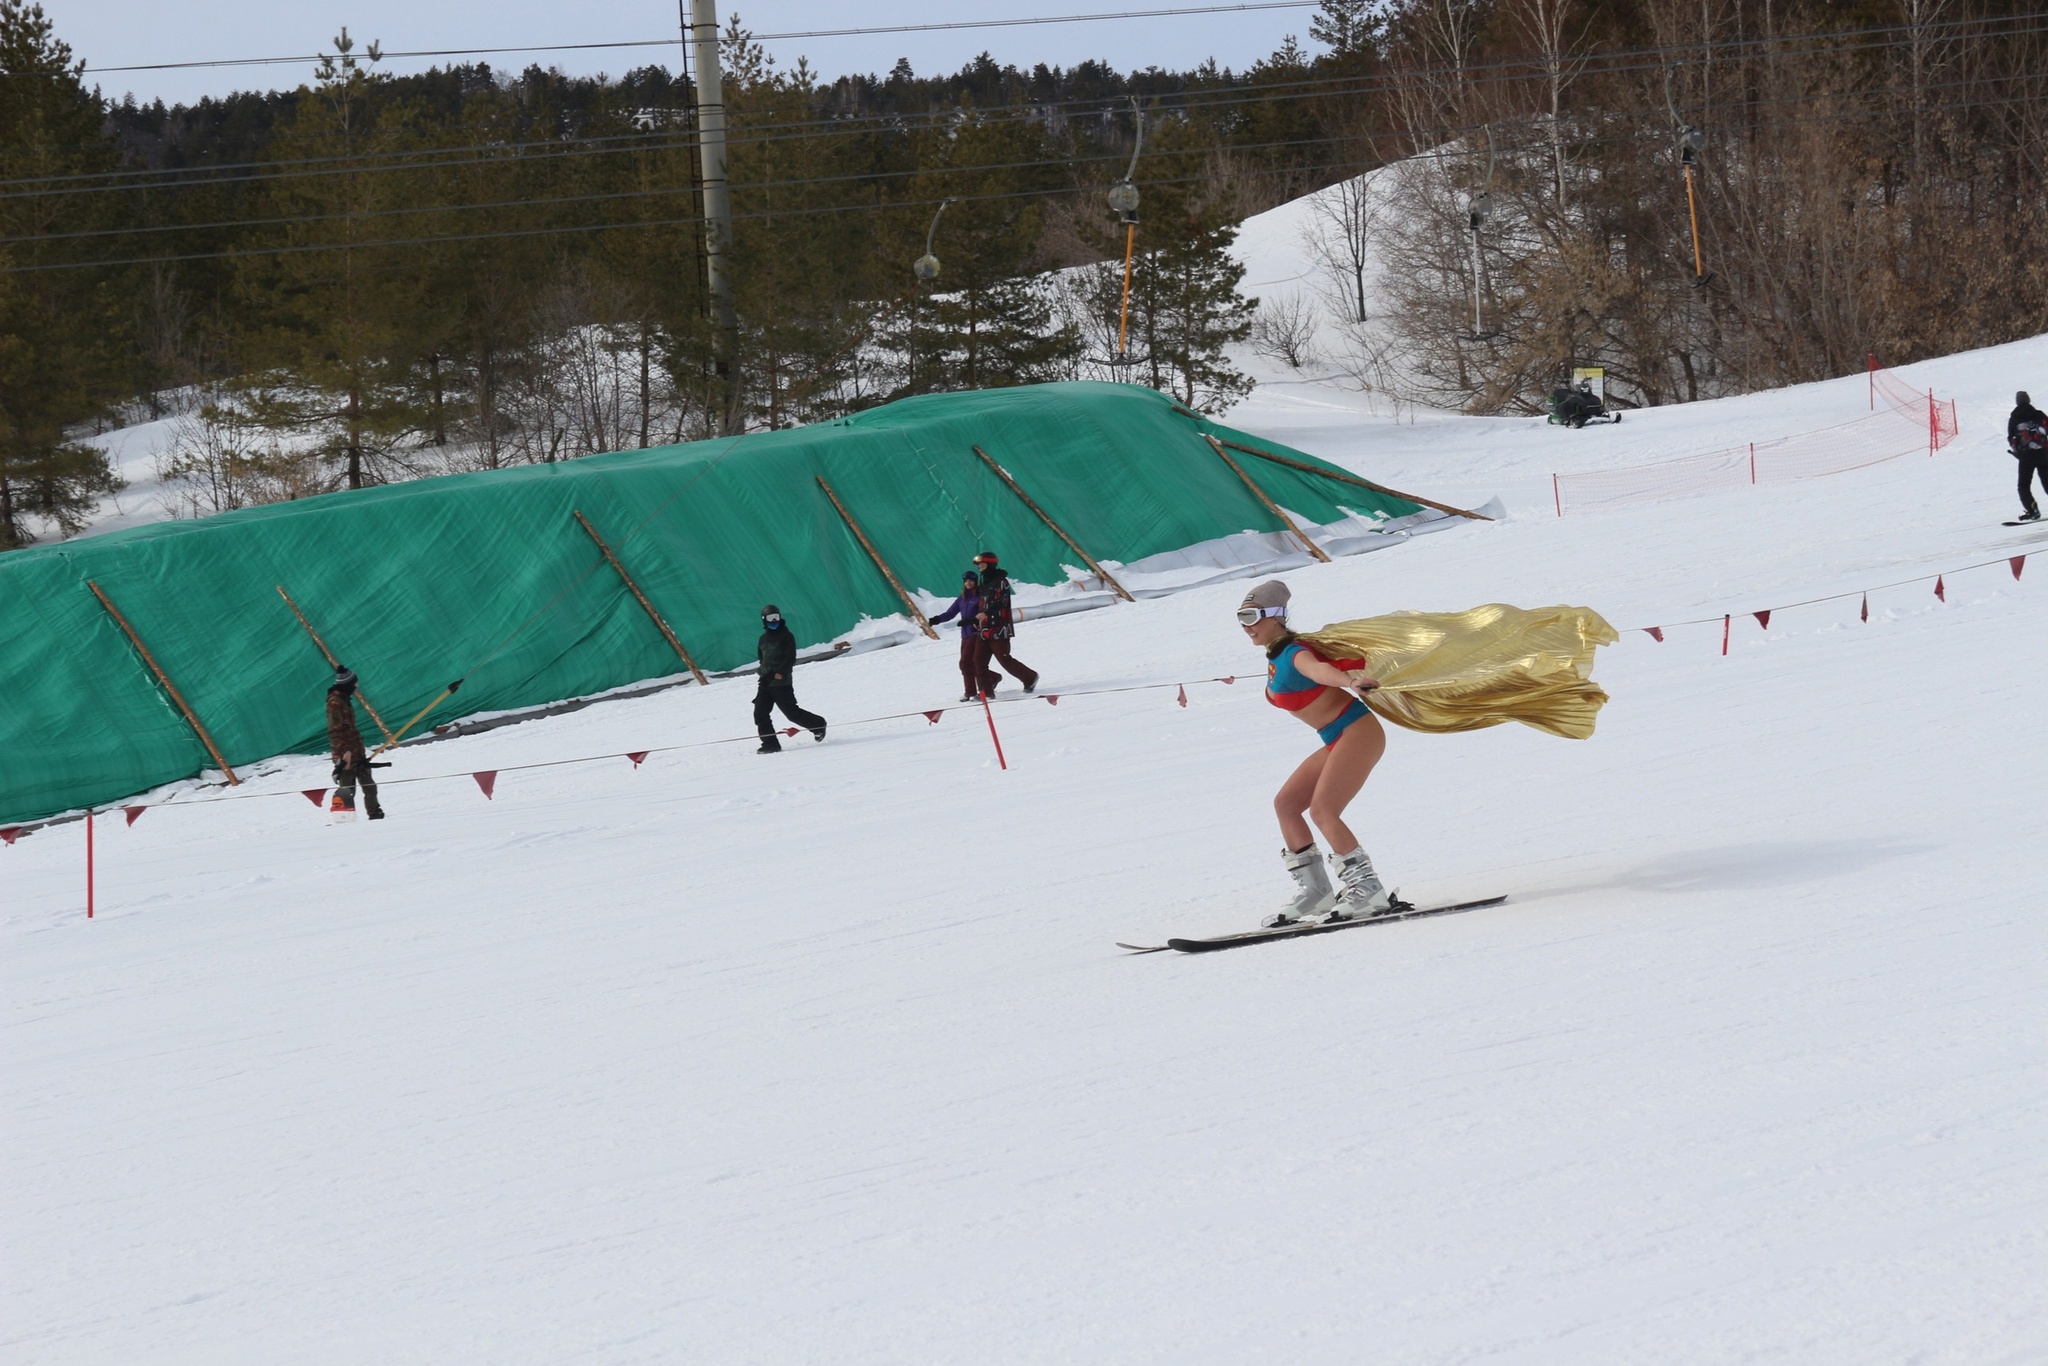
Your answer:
[754,604,827,753]
[2009,391,2048,522]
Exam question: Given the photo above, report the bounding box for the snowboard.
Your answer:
[1117,895,1508,954]
[2004,519,2042,527]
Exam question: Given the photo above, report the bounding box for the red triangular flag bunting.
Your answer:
[1643,627,1664,642]
[124,806,146,827]
[923,710,942,724]
[1176,684,1188,708]
[1860,592,1869,622]
[1,827,17,845]
[473,771,497,799]
[1219,675,1236,685]
[302,788,327,806]
[1753,610,1771,630]
[783,727,800,737]
[1043,694,1058,705]
[1934,575,1945,601]
[627,751,648,768]
[2012,555,2026,580]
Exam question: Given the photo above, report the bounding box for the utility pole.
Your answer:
[684,0,739,432]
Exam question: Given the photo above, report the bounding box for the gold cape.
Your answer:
[1297,603,1618,740]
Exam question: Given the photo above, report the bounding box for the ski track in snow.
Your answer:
[11,243,2048,1360]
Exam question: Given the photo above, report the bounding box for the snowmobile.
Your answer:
[1547,380,1622,428]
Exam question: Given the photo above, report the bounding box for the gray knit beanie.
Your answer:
[1240,580,1290,613]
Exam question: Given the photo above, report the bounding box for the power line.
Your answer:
[79,3,1323,77]
[4,90,2029,277]
[4,53,2028,254]
[13,10,2034,203]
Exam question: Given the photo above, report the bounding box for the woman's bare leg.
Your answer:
[1273,747,1329,850]
[1306,712,1387,855]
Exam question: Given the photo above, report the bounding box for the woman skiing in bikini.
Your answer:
[1239,579,1394,926]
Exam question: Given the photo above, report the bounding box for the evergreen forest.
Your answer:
[3,0,2045,546]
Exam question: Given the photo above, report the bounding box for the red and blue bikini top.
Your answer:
[1266,641,1363,712]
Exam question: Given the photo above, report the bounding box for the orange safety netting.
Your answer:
[1552,361,1957,516]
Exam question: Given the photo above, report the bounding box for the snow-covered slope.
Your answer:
[9,311,2047,1362]
[13,149,2048,1363]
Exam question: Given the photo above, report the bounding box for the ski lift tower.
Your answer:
[1103,98,1147,371]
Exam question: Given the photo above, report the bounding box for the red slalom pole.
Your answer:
[85,809,94,919]
[978,691,1009,770]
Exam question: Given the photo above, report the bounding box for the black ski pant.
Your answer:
[969,635,1038,693]
[754,678,825,749]
[2019,454,2048,514]
[333,757,383,817]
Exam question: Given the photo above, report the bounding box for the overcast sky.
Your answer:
[53,1,1319,108]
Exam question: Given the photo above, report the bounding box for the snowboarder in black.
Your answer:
[753,604,826,754]
[2008,391,2048,522]
[969,551,1039,695]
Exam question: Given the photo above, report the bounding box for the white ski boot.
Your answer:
[1262,846,1337,927]
[1327,849,1393,921]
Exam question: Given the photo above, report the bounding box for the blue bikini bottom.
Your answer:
[1317,698,1370,747]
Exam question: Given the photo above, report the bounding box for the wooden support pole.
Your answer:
[1203,435,1332,563]
[1217,438,1491,521]
[274,585,397,743]
[370,681,460,759]
[972,445,1134,602]
[87,580,240,785]
[573,510,710,686]
[815,476,939,639]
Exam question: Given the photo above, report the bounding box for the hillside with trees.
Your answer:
[3,0,2044,546]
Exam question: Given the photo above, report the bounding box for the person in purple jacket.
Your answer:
[930,570,999,700]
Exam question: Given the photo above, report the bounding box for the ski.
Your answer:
[1117,895,1508,954]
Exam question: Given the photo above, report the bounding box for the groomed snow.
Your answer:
[10,283,2048,1358]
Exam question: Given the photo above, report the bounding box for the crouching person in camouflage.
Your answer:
[327,666,385,820]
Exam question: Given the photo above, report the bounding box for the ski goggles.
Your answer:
[1236,605,1287,626]
[762,612,783,624]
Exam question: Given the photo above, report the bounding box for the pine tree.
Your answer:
[1093,117,1256,414]
[722,49,880,428]
[1310,0,1384,58]
[0,1,124,548]
[889,103,1080,396]
[233,31,426,490]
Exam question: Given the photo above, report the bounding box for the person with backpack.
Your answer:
[968,551,1039,696]
[2009,391,2048,522]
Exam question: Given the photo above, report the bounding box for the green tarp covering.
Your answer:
[0,382,1420,824]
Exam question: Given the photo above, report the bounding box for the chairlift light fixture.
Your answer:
[913,197,954,284]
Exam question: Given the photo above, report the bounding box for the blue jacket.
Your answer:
[930,593,981,637]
